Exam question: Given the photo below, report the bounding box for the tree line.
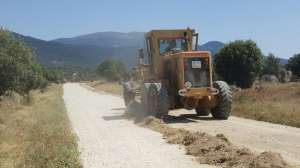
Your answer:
[95,40,300,89]
[215,40,300,88]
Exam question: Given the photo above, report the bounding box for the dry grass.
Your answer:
[87,80,123,95]
[0,85,82,168]
[233,82,300,128]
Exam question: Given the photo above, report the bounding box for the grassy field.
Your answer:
[87,80,300,128]
[232,82,300,128]
[0,85,82,168]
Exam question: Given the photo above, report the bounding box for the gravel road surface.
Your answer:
[63,83,214,168]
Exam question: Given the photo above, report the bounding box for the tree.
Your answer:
[0,29,46,96]
[286,53,300,77]
[44,68,64,83]
[0,52,16,95]
[96,59,126,82]
[262,53,281,77]
[215,40,263,88]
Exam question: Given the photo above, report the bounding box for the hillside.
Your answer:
[52,31,145,47]
[198,41,224,55]
[52,31,224,55]
[14,32,226,68]
[13,32,139,67]
[12,31,289,68]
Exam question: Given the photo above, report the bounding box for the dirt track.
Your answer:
[63,83,214,168]
[63,83,300,167]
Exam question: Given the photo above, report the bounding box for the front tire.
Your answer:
[211,81,232,119]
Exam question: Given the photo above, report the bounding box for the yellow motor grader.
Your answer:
[123,28,232,119]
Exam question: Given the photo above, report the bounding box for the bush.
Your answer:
[262,53,281,78]
[286,53,300,77]
[278,69,292,83]
[261,53,292,83]
[96,59,127,82]
[0,29,46,96]
[215,40,263,88]
[44,68,64,83]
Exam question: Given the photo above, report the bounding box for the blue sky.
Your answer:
[0,0,299,58]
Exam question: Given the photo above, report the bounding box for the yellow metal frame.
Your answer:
[139,28,218,109]
[145,28,195,79]
[164,51,215,99]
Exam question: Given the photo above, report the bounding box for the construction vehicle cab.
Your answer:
[123,28,232,119]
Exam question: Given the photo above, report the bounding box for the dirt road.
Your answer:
[167,110,300,165]
[63,83,300,167]
[63,83,214,168]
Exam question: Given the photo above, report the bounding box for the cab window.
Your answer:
[159,39,188,55]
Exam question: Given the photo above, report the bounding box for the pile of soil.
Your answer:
[139,116,292,168]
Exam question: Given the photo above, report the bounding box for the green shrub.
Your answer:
[0,29,46,95]
[96,59,127,82]
[44,68,64,83]
[215,40,263,88]
[262,53,281,77]
[286,53,300,77]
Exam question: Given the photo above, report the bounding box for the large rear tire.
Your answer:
[155,87,169,117]
[141,84,169,117]
[123,82,135,106]
[211,81,232,119]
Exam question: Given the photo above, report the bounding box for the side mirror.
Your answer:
[138,48,144,64]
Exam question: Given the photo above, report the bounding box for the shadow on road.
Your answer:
[103,101,217,123]
[111,107,126,111]
[163,114,217,124]
[102,115,127,121]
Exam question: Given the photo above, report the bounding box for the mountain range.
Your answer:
[12,32,226,68]
[53,31,145,47]
[12,31,288,68]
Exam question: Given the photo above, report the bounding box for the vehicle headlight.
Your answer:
[185,81,192,88]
